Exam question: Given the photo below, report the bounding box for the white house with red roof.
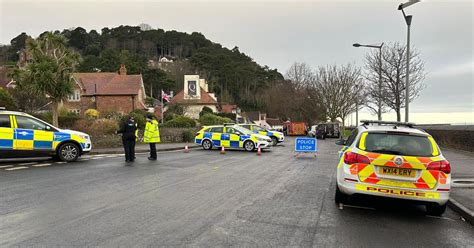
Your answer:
[170,75,218,119]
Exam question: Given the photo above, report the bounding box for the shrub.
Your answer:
[33,111,80,128]
[85,109,100,119]
[199,106,214,117]
[217,112,236,120]
[0,88,17,110]
[72,119,118,137]
[182,129,195,142]
[199,113,232,126]
[103,110,123,120]
[162,116,196,128]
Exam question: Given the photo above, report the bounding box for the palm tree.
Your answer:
[14,32,80,126]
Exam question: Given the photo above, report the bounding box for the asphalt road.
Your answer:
[1,138,473,247]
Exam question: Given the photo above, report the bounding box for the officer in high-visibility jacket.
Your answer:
[144,114,161,160]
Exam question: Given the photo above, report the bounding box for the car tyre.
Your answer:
[335,184,348,204]
[426,203,447,216]
[271,137,278,146]
[244,140,255,152]
[57,142,80,162]
[202,139,213,150]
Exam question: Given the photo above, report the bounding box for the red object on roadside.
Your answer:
[220,146,225,154]
[184,145,189,153]
[284,122,307,136]
[257,145,262,156]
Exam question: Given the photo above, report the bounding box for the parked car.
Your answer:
[0,110,92,161]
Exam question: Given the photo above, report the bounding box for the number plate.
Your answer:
[379,167,416,178]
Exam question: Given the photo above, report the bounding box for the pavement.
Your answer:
[0,138,473,247]
[441,148,474,224]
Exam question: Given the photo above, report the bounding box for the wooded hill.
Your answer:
[2,25,283,110]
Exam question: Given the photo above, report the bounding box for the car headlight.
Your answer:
[257,138,267,142]
[79,134,90,140]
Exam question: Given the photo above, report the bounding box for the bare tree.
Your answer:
[365,42,425,121]
[285,62,315,89]
[314,64,363,127]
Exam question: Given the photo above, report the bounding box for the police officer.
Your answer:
[144,114,160,160]
[117,115,138,163]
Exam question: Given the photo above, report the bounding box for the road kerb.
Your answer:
[88,145,200,155]
[448,197,474,225]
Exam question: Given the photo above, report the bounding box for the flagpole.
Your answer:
[161,89,164,124]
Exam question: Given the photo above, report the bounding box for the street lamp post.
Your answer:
[398,0,419,122]
[355,84,359,125]
[353,42,384,121]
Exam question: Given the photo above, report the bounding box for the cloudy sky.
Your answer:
[1,0,473,124]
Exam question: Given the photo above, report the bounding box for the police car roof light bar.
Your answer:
[360,120,415,128]
[0,107,6,110]
[223,123,236,126]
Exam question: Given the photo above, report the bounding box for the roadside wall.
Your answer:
[419,125,474,152]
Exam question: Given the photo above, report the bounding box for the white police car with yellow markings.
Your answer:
[0,110,92,162]
[195,124,272,151]
[238,124,284,146]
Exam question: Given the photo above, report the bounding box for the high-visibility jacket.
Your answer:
[144,119,161,143]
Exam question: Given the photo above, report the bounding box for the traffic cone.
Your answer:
[184,144,189,153]
[220,146,225,154]
[257,145,262,156]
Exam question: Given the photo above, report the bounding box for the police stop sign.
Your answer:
[295,137,317,153]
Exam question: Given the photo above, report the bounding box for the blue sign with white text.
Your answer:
[295,137,317,152]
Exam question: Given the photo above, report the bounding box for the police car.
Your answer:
[238,124,284,146]
[0,110,92,162]
[335,120,451,216]
[195,124,272,151]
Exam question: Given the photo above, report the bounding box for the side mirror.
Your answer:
[335,139,346,146]
[235,131,241,136]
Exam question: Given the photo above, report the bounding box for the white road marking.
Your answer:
[32,163,51,167]
[56,162,67,164]
[18,162,37,166]
[0,165,13,169]
[5,166,29,171]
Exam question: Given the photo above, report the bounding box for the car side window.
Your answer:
[345,129,359,146]
[210,127,223,133]
[225,127,237,134]
[15,116,49,131]
[0,115,11,128]
[242,125,251,130]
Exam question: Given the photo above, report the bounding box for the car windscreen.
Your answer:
[359,132,435,157]
[252,125,266,132]
[234,125,253,135]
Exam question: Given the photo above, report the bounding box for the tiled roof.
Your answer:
[266,118,283,126]
[170,88,218,105]
[221,104,238,113]
[72,73,143,96]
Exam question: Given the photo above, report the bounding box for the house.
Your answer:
[170,75,218,119]
[266,118,284,131]
[241,111,271,128]
[63,64,147,115]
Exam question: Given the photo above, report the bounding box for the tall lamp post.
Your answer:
[353,43,384,121]
[398,0,420,122]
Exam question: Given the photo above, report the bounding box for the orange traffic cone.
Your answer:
[220,146,226,154]
[257,145,262,156]
[184,144,189,153]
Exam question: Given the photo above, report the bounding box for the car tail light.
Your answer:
[344,152,370,165]
[427,160,451,174]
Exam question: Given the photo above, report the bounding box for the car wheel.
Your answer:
[244,140,255,152]
[426,203,447,216]
[335,184,348,204]
[57,142,80,162]
[271,137,278,146]
[202,140,213,150]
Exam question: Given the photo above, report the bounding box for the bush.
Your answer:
[0,88,17,110]
[199,113,232,126]
[103,110,123,120]
[33,111,80,128]
[162,116,196,128]
[85,109,100,119]
[217,112,236,120]
[199,106,214,117]
[182,129,195,142]
[72,119,118,137]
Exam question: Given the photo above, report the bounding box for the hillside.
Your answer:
[2,26,283,110]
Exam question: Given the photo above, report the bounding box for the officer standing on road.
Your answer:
[144,114,161,160]
[117,115,138,163]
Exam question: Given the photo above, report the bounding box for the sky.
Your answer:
[0,0,473,124]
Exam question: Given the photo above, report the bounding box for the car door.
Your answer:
[0,114,14,158]
[209,127,224,147]
[13,115,55,156]
[224,127,241,148]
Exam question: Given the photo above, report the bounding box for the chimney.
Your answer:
[119,64,127,75]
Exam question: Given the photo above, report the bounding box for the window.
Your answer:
[0,115,11,128]
[345,129,359,146]
[360,132,434,157]
[209,127,223,133]
[225,127,238,134]
[16,116,52,131]
[242,125,251,130]
[70,109,80,114]
[68,90,81,102]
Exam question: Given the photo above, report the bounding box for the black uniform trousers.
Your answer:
[149,143,157,159]
[123,138,136,162]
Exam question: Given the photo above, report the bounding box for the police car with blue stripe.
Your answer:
[195,124,272,151]
[0,109,92,162]
[238,124,285,146]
